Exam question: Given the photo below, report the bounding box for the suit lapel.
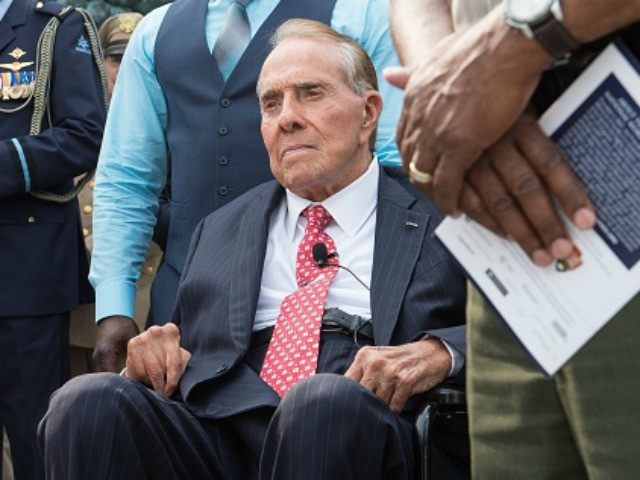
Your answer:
[370,170,430,345]
[0,0,28,53]
[228,182,284,350]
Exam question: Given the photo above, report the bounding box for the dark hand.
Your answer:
[125,323,191,396]
[92,315,140,373]
[344,338,451,412]
[461,111,595,266]
[388,8,552,215]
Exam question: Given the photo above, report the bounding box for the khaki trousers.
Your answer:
[467,284,640,479]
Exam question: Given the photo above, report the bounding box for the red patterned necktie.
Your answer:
[260,205,339,397]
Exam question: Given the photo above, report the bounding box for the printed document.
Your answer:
[436,42,640,375]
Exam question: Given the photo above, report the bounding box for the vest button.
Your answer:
[218,126,229,136]
[218,156,229,165]
[220,98,231,107]
[218,186,229,196]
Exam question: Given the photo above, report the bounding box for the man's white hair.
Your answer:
[259,18,380,149]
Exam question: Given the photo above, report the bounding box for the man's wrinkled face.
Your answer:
[104,55,122,97]
[258,39,380,201]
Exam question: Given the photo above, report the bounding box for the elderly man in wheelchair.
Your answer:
[39,19,469,480]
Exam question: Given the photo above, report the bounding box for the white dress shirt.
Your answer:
[254,160,463,377]
[254,160,378,331]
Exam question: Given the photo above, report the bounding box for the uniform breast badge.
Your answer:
[75,35,91,54]
[0,48,36,101]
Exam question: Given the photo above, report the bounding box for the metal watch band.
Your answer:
[534,17,581,59]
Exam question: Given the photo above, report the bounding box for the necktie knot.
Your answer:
[213,0,253,79]
[303,205,332,231]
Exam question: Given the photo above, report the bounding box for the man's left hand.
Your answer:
[387,7,552,215]
[344,338,451,413]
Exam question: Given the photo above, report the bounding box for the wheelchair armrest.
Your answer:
[414,387,467,480]
[416,387,466,407]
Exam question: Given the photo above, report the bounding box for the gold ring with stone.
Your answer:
[409,161,433,184]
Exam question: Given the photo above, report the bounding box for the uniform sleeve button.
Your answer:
[83,205,93,214]
[83,228,90,237]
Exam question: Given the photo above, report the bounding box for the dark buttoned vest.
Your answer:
[154,0,337,278]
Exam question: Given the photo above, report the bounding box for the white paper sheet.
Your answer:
[436,42,640,375]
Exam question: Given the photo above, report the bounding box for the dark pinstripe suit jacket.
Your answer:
[174,167,467,419]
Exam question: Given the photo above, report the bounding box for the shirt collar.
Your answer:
[0,0,14,23]
[284,159,379,241]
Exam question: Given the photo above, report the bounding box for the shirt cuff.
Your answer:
[11,138,31,192]
[421,334,464,378]
[95,278,137,323]
[439,339,464,378]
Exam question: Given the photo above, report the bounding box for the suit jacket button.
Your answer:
[27,216,35,223]
[218,156,228,165]
[215,363,228,374]
[218,126,229,136]
[218,186,228,196]
[220,98,231,107]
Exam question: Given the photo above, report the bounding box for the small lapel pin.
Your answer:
[405,221,418,229]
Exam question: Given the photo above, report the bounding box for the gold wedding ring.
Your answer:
[409,161,433,185]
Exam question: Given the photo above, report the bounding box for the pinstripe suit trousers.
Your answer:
[38,332,415,480]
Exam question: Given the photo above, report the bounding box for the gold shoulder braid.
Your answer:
[29,8,108,203]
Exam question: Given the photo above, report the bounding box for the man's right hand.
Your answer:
[92,315,140,373]
[461,111,596,266]
[125,323,191,396]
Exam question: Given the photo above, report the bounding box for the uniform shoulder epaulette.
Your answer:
[34,1,75,20]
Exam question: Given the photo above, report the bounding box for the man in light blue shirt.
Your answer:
[90,0,405,372]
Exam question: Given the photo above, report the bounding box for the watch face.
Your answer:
[506,0,554,23]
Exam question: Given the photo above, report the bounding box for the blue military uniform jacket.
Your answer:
[0,0,105,316]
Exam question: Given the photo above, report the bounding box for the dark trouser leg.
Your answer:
[0,313,69,480]
[260,373,415,480]
[38,373,228,480]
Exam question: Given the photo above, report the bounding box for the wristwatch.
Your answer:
[504,0,581,59]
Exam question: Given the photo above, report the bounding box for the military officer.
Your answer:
[0,0,105,478]
[68,12,162,377]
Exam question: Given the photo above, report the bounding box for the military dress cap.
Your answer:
[98,12,143,57]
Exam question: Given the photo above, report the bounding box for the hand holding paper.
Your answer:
[437,42,640,374]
